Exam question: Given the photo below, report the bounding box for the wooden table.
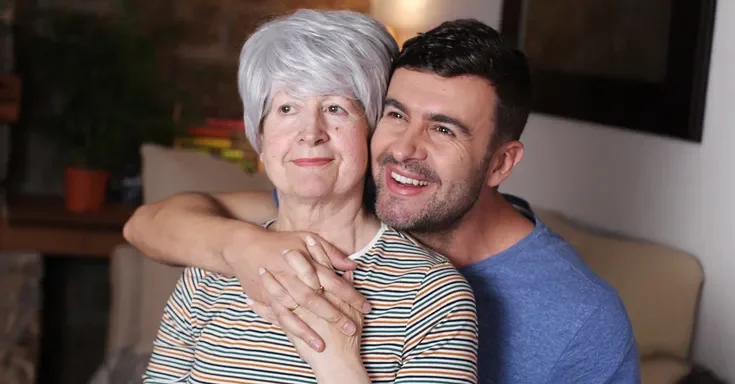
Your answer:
[0,194,135,257]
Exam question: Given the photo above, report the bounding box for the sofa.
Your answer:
[90,143,704,383]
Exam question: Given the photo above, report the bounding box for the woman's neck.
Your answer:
[271,192,381,256]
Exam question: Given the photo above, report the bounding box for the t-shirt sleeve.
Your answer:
[143,267,205,383]
[396,263,479,383]
[546,295,641,384]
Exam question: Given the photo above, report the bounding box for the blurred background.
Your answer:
[0,0,733,383]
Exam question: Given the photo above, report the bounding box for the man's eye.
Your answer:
[279,105,292,113]
[435,126,455,136]
[387,111,404,119]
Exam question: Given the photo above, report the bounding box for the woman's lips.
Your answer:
[292,158,334,167]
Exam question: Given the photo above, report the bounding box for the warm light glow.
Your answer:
[370,0,431,30]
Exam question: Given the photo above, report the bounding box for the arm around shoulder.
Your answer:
[123,190,276,274]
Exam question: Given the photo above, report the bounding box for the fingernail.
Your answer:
[309,340,323,351]
[343,322,356,335]
[258,268,266,275]
[245,298,254,305]
[281,249,290,255]
[305,236,316,246]
[362,302,372,313]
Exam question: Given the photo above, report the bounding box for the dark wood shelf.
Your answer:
[0,194,135,256]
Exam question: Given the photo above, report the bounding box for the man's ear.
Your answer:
[486,140,524,188]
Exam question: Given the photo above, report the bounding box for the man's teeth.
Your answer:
[391,171,429,186]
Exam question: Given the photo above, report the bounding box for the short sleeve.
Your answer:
[143,267,205,382]
[547,295,641,383]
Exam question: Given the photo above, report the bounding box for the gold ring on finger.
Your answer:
[288,303,300,312]
[315,285,324,295]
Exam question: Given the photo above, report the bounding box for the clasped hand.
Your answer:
[224,231,369,362]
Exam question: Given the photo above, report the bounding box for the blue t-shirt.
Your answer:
[460,215,640,383]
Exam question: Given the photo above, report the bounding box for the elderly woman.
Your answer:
[143,9,478,384]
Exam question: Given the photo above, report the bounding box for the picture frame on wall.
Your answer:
[501,0,717,142]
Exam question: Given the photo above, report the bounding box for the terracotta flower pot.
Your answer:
[64,167,109,213]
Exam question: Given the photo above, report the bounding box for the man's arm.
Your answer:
[123,191,276,274]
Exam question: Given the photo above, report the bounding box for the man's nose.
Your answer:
[392,127,427,162]
[298,110,329,146]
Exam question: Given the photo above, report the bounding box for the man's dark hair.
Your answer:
[394,19,532,143]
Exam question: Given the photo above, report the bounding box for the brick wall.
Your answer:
[15,0,371,195]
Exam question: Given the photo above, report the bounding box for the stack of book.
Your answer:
[173,118,263,173]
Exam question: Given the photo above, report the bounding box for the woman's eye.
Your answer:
[435,126,455,136]
[327,105,344,114]
[279,105,292,113]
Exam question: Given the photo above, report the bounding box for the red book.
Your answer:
[205,118,245,131]
[187,126,232,138]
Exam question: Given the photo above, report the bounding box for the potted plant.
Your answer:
[20,7,179,212]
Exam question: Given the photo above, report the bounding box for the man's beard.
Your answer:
[374,152,490,234]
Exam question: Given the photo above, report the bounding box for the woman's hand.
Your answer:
[250,269,370,384]
[222,229,372,351]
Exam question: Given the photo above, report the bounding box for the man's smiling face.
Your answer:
[371,68,498,232]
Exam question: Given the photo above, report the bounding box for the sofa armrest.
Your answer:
[106,243,144,357]
[641,356,691,384]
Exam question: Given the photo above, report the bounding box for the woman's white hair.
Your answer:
[238,9,398,152]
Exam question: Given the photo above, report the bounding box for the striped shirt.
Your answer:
[144,224,478,383]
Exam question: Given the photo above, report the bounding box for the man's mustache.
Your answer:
[376,153,439,182]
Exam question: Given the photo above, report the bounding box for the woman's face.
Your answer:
[260,90,370,201]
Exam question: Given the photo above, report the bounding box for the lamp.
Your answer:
[370,0,432,47]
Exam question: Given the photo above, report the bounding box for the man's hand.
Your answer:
[223,229,371,351]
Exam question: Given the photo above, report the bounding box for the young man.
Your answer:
[124,19,640,383]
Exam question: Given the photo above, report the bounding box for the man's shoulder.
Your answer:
[463,215,638,382]
[463,215,620,303]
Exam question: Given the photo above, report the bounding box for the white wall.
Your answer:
[400,0,735,380]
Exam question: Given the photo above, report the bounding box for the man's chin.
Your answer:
[375,200,424,230]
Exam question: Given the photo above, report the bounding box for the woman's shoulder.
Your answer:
[374,225,453,266]
[179,267,241,296]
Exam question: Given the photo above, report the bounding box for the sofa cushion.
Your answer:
[107,144,276,355]
[141,143,274,204]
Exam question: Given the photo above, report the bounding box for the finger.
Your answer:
[316,265,371,314]
[246,298,279,326]
[271,300,325,352]
[317,237,357,271]
[303,234,335,269]
[280,270,358,337]
[343,270,354,284]
[259,267,300,310]
[283,249,320,291]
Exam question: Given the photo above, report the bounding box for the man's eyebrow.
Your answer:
[427,113,471,137]
[384,98,406,112]
[384,97,471,137]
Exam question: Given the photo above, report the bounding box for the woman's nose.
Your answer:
[298,111,329,146]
